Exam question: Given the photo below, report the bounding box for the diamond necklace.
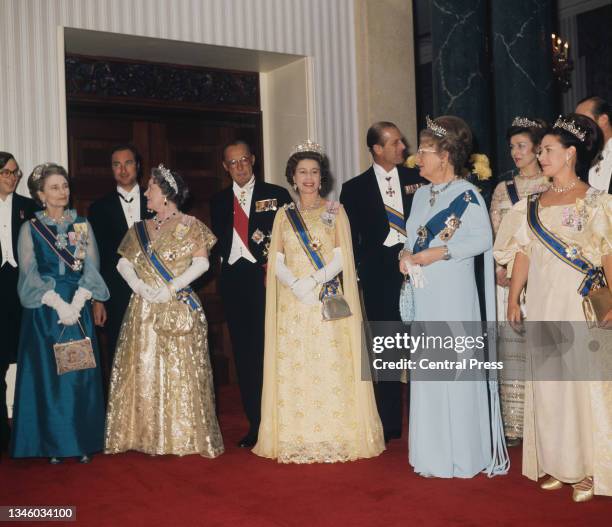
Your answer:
[551,178,578,193]
[429,177,456,206]
[152,211,178,230]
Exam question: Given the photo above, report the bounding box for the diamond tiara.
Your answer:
[31,163,51,181]
[512,116,543,128]
[290,139,324,156]
[426,115,447,138]
[553,116,586,142]
[157,164,178,193]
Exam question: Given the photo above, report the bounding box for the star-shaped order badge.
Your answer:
[251,229,265,244]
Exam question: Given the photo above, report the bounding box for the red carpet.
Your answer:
[1,385,610,527]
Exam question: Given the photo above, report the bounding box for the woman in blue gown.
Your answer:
[399,116,508,478]
[10,163,109,463]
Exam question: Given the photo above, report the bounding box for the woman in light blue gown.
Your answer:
[399,116,507,478]
[11,163,109,463]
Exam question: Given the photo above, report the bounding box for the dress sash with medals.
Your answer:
[134,221,201,312]
[413,190,479,253]
[30,217,87,272]
[526,194,606,297]
[284,204,342,300]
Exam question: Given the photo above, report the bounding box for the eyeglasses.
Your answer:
[416,147,437,156]
[226,156,251,168]
[0,168,22,179]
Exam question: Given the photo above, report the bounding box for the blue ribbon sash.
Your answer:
[284,205,340,298]
[506,179,519,205]
[526,195,605,296]
[385,205,407,237]
[30,218,84,272]
[412,190,478,254]
[134,221,201,311]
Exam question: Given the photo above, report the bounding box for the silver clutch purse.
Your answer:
[321,294,352,321]
[53,321,96,375]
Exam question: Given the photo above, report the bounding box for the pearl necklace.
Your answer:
[551,179,578,193]
[429,177,456,206]
[152,211,178,230]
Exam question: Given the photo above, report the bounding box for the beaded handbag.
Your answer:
[53,321,96,375]
[399,275,415,324]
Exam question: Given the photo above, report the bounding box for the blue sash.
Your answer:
[385,205,407,237]
[412,190,478,254]
[30,218,84,272]
[506,179,519,205]
[134,221,201,311]
[285,205,341,298]
[526,195,605,296]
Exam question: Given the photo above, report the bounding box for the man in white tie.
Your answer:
[0,152,37,454]
[89,145,150,392]
[210,140,292,448]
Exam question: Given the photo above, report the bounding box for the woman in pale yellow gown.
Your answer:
[494,114,612,502]
[253,141,384,463]
[105,165,223,458]
[489,117,549,446]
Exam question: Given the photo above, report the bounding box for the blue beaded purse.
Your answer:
[399,275,415,324]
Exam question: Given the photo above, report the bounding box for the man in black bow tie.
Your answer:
[211,140,292,448]
[0,152,37,454]
[89,145,151,391]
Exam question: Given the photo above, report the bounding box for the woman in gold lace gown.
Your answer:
[494,114,612,502]
[253,141,385,463]
[105,165,223,458]
[489,117,549,446]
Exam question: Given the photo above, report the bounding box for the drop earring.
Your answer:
[293,184,298,192]
[164,197,168,206]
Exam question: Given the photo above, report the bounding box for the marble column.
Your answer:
[491,0,554,178]
[431,0,490,154]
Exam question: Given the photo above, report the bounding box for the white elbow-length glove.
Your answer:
[117,257,159,302]
[311,247,343,286]
[41,290,80,325]
[170,256,210,291]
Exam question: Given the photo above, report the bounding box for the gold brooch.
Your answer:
[439,214,462,241]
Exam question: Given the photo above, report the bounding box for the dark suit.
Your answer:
[340,165,425,437]
[0,193,37,450]
[210,181,292,440]
[88,188,149,388]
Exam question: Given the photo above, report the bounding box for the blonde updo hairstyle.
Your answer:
[419,115,473,176]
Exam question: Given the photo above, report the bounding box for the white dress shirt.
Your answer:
[589,138,612,192]
[373,163,406,246]
[117,184,141,228]
[0,193,17,267]
[228,176,256,264]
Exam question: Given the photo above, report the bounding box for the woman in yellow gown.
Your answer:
[253,141,385,463]
[494,114,612,501]
[105,165,223,458]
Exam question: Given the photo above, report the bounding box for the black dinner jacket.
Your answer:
[210,180,292,268]
[339,165,426,273]
[3,193,38,266]
[88,188,149,293]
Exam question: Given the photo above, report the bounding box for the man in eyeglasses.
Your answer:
[210,140,292,448]
[88,144,151,394]
[0,152,37,455]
